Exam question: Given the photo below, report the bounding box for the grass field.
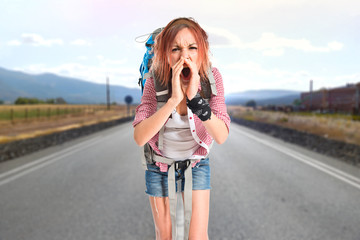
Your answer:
[0,104,136,143]
[4,104,359,147]
[228,106,360,146]
[0,104,126,122]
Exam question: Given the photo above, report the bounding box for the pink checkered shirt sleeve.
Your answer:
[132,77,157,127]
[190,67,230,156]
[209,67,231,131]
[132,77,160,154]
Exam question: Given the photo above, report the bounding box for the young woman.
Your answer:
[133,17,230,240]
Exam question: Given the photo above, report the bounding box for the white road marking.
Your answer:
[0,136,103,186]
[233,126,360,190]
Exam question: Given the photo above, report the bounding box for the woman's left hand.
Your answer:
[183,57,200,100]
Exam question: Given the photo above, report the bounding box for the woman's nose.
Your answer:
[181,49,189,58]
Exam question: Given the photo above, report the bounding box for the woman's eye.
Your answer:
[189,46,197,50]
[172,48,179,52]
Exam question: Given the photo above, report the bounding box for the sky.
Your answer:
[1,0,359,94]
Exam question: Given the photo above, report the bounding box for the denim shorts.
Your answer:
[145,158,211,197]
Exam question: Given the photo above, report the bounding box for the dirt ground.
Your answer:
[0,110,134,144]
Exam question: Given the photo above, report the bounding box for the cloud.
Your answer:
[217,61,313,93]
[334,73,360,82]
[7,35,94,48]
[70,39,92,46]
[19,56,137,89]
[77,56,88,61]
[306,73,360,91]
[248,33,344,53]
[327,41,343,51]
[262,48,284,57]
[219,60,360,94]
[205,26,243,47]
[8,33,64,47]
[7,40,22,46]
[206,26,343,56]
[97,55,127,66]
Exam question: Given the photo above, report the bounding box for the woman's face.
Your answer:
[168,28,199,81]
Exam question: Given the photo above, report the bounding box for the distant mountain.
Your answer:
[0,67,141,104]
[225,90,301,106]
[0,66,302,106]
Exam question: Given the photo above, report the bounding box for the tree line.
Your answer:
[13,97,67,105]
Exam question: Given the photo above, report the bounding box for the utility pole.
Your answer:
[106,77,110,110]
[355,83,360,115]
[309,79,313,111]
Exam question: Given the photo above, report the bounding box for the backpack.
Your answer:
[137,28,163,94]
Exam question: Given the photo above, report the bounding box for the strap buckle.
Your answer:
[175,160,191,171]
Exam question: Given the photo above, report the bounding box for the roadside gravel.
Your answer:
[232,117,360,167]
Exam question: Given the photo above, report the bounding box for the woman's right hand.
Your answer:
[170,57,185,105]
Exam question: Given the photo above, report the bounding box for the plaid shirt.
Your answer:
[133,67,230,172]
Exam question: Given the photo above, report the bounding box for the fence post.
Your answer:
[11,108,14,124]
[355,84,359,115]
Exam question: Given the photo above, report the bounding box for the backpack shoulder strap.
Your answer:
[207,67,217,96]
[200,67,217,100]
[153,73,169,109]
[152,73,168,151]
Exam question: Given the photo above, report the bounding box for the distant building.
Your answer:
[301,82,360,114]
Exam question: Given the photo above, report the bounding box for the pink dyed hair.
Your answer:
[152,17,210,86]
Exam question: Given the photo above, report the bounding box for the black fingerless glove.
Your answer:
[186,93,212,121]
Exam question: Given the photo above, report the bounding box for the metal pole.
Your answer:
[355,83,360,115]
[309,79,313,111]
[106,77,110,110]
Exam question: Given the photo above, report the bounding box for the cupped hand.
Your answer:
[183,57,200,100]
[170,57,185,105]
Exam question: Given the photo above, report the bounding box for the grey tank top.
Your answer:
[161,110,199,160]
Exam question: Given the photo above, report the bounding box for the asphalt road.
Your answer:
[0,122,360,240]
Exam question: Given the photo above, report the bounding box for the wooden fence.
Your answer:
[0,104,135,124]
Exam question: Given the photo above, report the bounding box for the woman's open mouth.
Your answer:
[181,67,191,80]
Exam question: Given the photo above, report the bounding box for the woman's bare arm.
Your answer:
[134,98,178,146]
